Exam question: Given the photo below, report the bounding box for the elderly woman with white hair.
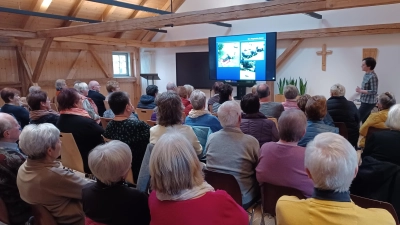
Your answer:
[83,140,150,225]
[327,83,360,147]
[17,123,90,225]
[74,82,100,123]
[148,131,248,225]
[276,133,395,225]
[206,101,260,208]
[185,90,222,132]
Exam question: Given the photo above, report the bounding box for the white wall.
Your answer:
[142,0,400,100]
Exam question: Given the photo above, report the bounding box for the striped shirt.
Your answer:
[360,71,378,104]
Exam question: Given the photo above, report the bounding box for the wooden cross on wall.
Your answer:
[316,44,333,71]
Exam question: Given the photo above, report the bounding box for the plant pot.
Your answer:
[274,94,285,102]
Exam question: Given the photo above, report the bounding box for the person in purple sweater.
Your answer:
[256,109,314,197]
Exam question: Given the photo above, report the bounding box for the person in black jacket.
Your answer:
[327,84,360,147]
[137,85,158,109]
[56,88,104,174]
[0,88,29,128]
[87,80,106,117]
[26,90,59,126]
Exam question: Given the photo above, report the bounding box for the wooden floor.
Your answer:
[248,204,276,225]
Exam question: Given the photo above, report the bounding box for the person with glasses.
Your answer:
[27,90,59,126]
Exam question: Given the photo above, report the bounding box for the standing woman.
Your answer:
[356,57,378,123]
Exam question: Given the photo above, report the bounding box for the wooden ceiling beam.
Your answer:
[36,0,400,38]
[22,0,51,29]
[99,5,116,21]
[62,0,86,27]
[53,35,155,48]
[114,0,149,39]
[0,28,37,39]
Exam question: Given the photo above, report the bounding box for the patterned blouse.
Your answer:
[103,119,150,182]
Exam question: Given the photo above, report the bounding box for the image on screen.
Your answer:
[217,42,240,67]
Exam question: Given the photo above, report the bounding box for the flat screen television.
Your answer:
[209,32,277,81]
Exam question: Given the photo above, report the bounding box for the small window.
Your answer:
[112,52,130,77]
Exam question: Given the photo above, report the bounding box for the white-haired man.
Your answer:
[166,82,177,92]
[88,80,106,116]
[276,132,395,225]
[206,101,260,209]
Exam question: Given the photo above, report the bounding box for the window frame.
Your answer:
[112,52,131,77]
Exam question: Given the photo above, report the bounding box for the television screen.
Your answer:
[209,32,277,81]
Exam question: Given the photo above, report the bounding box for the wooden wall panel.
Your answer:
[0,47,19,83]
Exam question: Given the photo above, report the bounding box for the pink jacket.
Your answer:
[282,100,300,111]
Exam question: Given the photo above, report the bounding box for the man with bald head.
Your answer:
[0,112,31,224]
[88,80,106,116]
[257,83,284,119]
[166,82,177,92]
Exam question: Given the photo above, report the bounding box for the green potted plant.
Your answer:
[298,77,308,95]
[275,78,286,102]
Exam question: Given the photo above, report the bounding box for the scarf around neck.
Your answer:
[188,109,210,118]
[29,110,59,120]
[156,181,215,201]
[59,108,91,119]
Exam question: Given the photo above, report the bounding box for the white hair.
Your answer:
[0,113,14,139]
[28,86,41,94]
[74,82,89,94]
[89,140,132,185]
[166,82,177,91]
[386,104,400,130]
[217,101,241,128]
[190,90,206,110]
[330,83,346,97]
[305,133,357,192]
[55,79,66,90]
[19,123,60,160]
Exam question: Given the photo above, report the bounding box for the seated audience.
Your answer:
[149,131,248,225]
[0,113,31,225]
[177,86,193,116]
[88,80,106,117]
[150,91,202,155]
[363,104,400,166]
[206,101,260,208]
[57,88,104,173]
[327,84,360,147]
[83,140,150,225]
[74,82,100,123]
[0,88,29,128]
[185,90,222,133]
[137,85,158,109]
[240,93,279,146]
[27,90,59,125]
[28,85,41,94]
[298,95,338,147]
[256,110,313,197]
[17,123,90,225]
[297,94,335,126]
[184,84,194,98]
[103,92,150,181]
[358,92,396,148]
[257,83,284,118]
[212,83,233,113]
[166,82,177,92]
[251,84,258,95]
[276,133,395,225]
[208,81,224,111]
[105,80,120,100]
[282,85,300,110]
[55,79,67,97]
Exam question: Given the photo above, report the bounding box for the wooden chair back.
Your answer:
[366,127,389,140]
[100,117,112,129]
[334,122,348,139]
[0,198,9,224]
[267,117,278,130]
[31,204,57,225]
[60,132,84,173]
[50,103,58,112]
[136,109,153,121]
[146,120,156,126]
[203,170,242,206]
[261,183,305,217]
[351,194,399,224]
[103,100,110,110]
[126,169,135,185]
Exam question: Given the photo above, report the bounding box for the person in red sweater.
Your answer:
[148,131,248,225]
[177,86,193,116]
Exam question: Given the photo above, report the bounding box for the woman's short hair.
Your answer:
[155,92,183,126]
[218,84,233,104]
[0,88,20,103]
[146,85,158,97]
[218,101,241,128]
[363,57,377,70]
[108,91,130,115]
[212,82,224,94]
[177,86,188,98]
[189,90,206,110]
[278,110,307,142]
[330,84,346,97]
[149,131,203,195]
[305,95,327,120]
[55,79,66,91]
[27,91,48,111]
[297,94,311,112]
[184,85,194,98]
[57,88,80,111]
[106,80,119,93]
[385,104,400,130]
[284,85,299,99]
[74,82,88,94]
[19,123,60,160]
[305,132,357,192]
[89,140,132,185]
[378,92,396,110]
[240,93,260,114]
[29,86,41,94]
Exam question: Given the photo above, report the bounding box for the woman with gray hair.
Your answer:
[74,82,100,123]
[282,85,300,110]
[17,123,90,225]
[82,140,150,225]
[148,131,248,225]
[327,83,360,147]
[185,90,222,133]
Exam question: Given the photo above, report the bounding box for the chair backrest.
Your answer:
[50,103,58,112]
[103,100,110,110]
[267,117,278,130]
[136,109,153,121]
[366,127,389,140]
[100,117,112,130]
[146,120,157,126]
[31,204,57,225]
[0,198,9,224]
[203,170,242,206]
[350,194,399,224]
[60,132,85,173]
[261,182,305,217]
[334,122,348,139]
[126,168,135,185]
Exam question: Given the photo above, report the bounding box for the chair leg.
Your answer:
[248,208,254,225]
